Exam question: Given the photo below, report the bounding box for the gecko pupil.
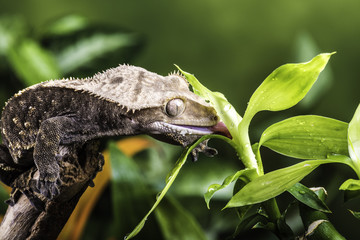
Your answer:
[165,98,185,117]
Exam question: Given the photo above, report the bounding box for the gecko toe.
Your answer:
[191,139,218,162]
[32,172,62,199]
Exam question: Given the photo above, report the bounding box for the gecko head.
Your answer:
[131,73,231,159]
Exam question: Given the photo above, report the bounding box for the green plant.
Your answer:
[127,53,360,239]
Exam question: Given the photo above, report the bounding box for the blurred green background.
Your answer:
[1,0,359,120]
[0,0,360,239]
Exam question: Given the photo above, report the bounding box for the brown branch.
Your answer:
[0,141,104,240]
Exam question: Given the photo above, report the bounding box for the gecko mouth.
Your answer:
[149,121,231,139]
[148,121,231,161]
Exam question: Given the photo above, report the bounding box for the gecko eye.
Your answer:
[165,98,185,117]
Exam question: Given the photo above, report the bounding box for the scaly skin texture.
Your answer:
[0,65,221,202]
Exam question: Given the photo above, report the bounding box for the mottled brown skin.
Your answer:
[0,65,221,203]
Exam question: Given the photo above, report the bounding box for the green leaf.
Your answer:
[311,187,328,202]
[175,65,242,141]
[42,15,88,37]
[344,189,360,202]
[349,209,360,220]
[348,104,360,175]
[8,39,60,86]
[172,153,238,198]
[326,154,354,169]
[225,159,345,208]
[225,161,319,208]
[0,16,27,55]
[288,183,331,213]
[155,196,206,240]
[126,135,212,239]
[259,115,348,159]
[108,142,150,237]
[339,179,360,191]
[204,168,256,209]
[56,32,137,74]
[244,53,334,121]
[277,214,295,239]
[232,178,257,221]
[234,213,269,236]
[0,184,9,214]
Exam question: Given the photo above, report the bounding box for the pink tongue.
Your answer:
[210,122,232,139]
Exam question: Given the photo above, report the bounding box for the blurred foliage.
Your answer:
[60,137,153,239]
[0,182,10,214]
[0,1,360,238]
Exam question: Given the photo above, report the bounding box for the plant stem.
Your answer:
[236,115,281,222]
[236,117,260,174]
[262,198,281,222]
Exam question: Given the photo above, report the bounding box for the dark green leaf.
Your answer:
[108,142,150,237]
[155,196,206,240]
[276,201,296,239]
[344,189,360,202]
[234,213,269,236]
[126,135,212,239]
[0,184,9,214]
[349,209,360,220]
[172,154,238,199]
[288,183,331,213]
[232,177,257,222]
[233,177,257,222]
[311,187,328,202]
[204,168,256,209]
[259,115,348,160]
[276,217,294,240]
[109,142,143,183]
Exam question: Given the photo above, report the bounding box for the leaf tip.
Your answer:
[174,64,189,77]
[318,51,336,63]
[320,51,336,57]
[222,202,233,210]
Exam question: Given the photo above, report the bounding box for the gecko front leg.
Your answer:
[32,116,77,199]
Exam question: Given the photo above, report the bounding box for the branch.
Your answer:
[0,141,104,240]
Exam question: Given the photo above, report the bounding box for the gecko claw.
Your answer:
[191,139,218,162]
[32,173,62,199]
